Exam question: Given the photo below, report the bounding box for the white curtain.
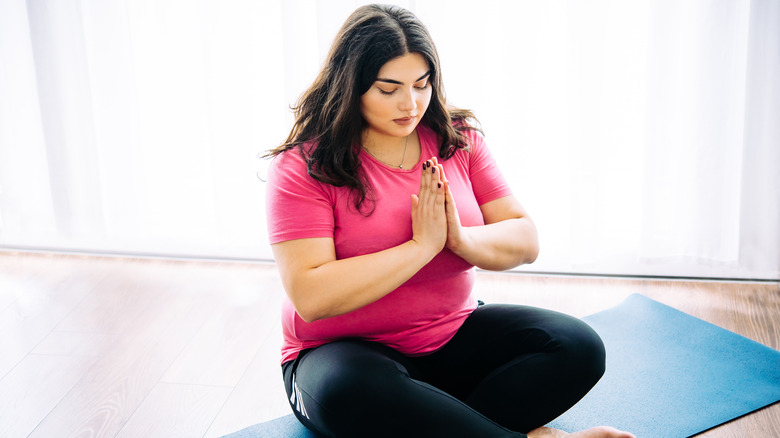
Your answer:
[0,0,777,279]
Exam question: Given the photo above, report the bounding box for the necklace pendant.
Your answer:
[399,164,403,169]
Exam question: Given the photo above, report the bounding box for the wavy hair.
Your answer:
[265,4,479,212]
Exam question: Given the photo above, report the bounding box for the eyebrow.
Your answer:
[375,71,431,85]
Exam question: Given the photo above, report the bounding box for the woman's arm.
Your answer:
[272,237,435,323]
[443,177,539,271]
[272,161,447,323]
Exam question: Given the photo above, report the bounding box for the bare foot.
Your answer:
[527,427,568,438]
[528,426,636,438]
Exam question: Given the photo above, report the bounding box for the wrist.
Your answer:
[409,238,443,263]
[447,227,472,259]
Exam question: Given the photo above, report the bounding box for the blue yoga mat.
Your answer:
[222,414,314,438]
[223,294,780,438]
[547,293,780,437]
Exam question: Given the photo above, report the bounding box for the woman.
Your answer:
[265,4,634,438]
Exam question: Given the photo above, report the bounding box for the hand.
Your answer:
[410,158,447,255]
[437,165,466,253]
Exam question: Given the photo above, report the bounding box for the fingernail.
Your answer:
[432,167,436,173]
[438,183,442,188]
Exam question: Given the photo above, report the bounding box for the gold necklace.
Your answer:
[363,135,410,169]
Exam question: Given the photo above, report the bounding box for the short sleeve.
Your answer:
[265,148,336,244]
[466,131,513,205]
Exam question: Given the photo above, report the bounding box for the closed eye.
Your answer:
[376,81,429,95]
[415,81,430,90]
[374,70,432,95]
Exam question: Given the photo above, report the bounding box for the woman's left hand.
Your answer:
[432,158,539,270]
[434,161,466,253]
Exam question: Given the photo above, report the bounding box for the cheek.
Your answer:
[359,96,371,118]
[418,91,432,112]
[361,95,389,119]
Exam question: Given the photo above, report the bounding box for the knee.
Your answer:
[581,322,606,379]
[557,318,606,382]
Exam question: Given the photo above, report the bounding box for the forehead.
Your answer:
[376,52,430,81]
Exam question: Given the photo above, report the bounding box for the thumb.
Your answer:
[444,182,455,204]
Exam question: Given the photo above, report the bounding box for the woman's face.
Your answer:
[360,52,432,143]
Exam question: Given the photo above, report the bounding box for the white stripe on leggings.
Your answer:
[290,373,310,419]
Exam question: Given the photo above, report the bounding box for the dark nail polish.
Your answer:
[432,167,436,173]
[438,183,442,188]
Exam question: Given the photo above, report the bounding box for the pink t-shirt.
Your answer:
[266,123,513,364]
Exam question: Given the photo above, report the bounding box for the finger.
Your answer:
[435,179,446,209]
[418,160,441,212]
[422,159,437,195]
[430,164,440,196]
[433,163,445,197]
[420,161,439,210]
[429,159,441,189]
[444,182,457,215]
[437,163,448,184]
[420,160,431,192]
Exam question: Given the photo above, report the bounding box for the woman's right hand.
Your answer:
[410,158,447,256]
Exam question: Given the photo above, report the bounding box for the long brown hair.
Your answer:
[265,4,479,212]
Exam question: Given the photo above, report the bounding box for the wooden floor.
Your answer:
[0,251,777,437]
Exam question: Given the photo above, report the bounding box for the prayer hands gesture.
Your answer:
[410,157,463,256]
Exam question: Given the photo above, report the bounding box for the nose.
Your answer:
[398,88,417,112]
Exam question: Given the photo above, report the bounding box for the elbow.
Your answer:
[474,237,540,271]
[524,239,540,264]
[286,285,330,323]
[281,267,338,323]
[521,220,540,264]
[504,231,541,270]
[503,232,539,269]
[288,295,325,323]
[293,305,322,324]
[296,310,319,324]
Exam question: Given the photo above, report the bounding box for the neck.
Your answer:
[362,130,407,152]
[362,130,416,169]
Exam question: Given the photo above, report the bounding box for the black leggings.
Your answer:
[282,303,605,438]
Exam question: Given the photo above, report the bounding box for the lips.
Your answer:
[393,116,416,125]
